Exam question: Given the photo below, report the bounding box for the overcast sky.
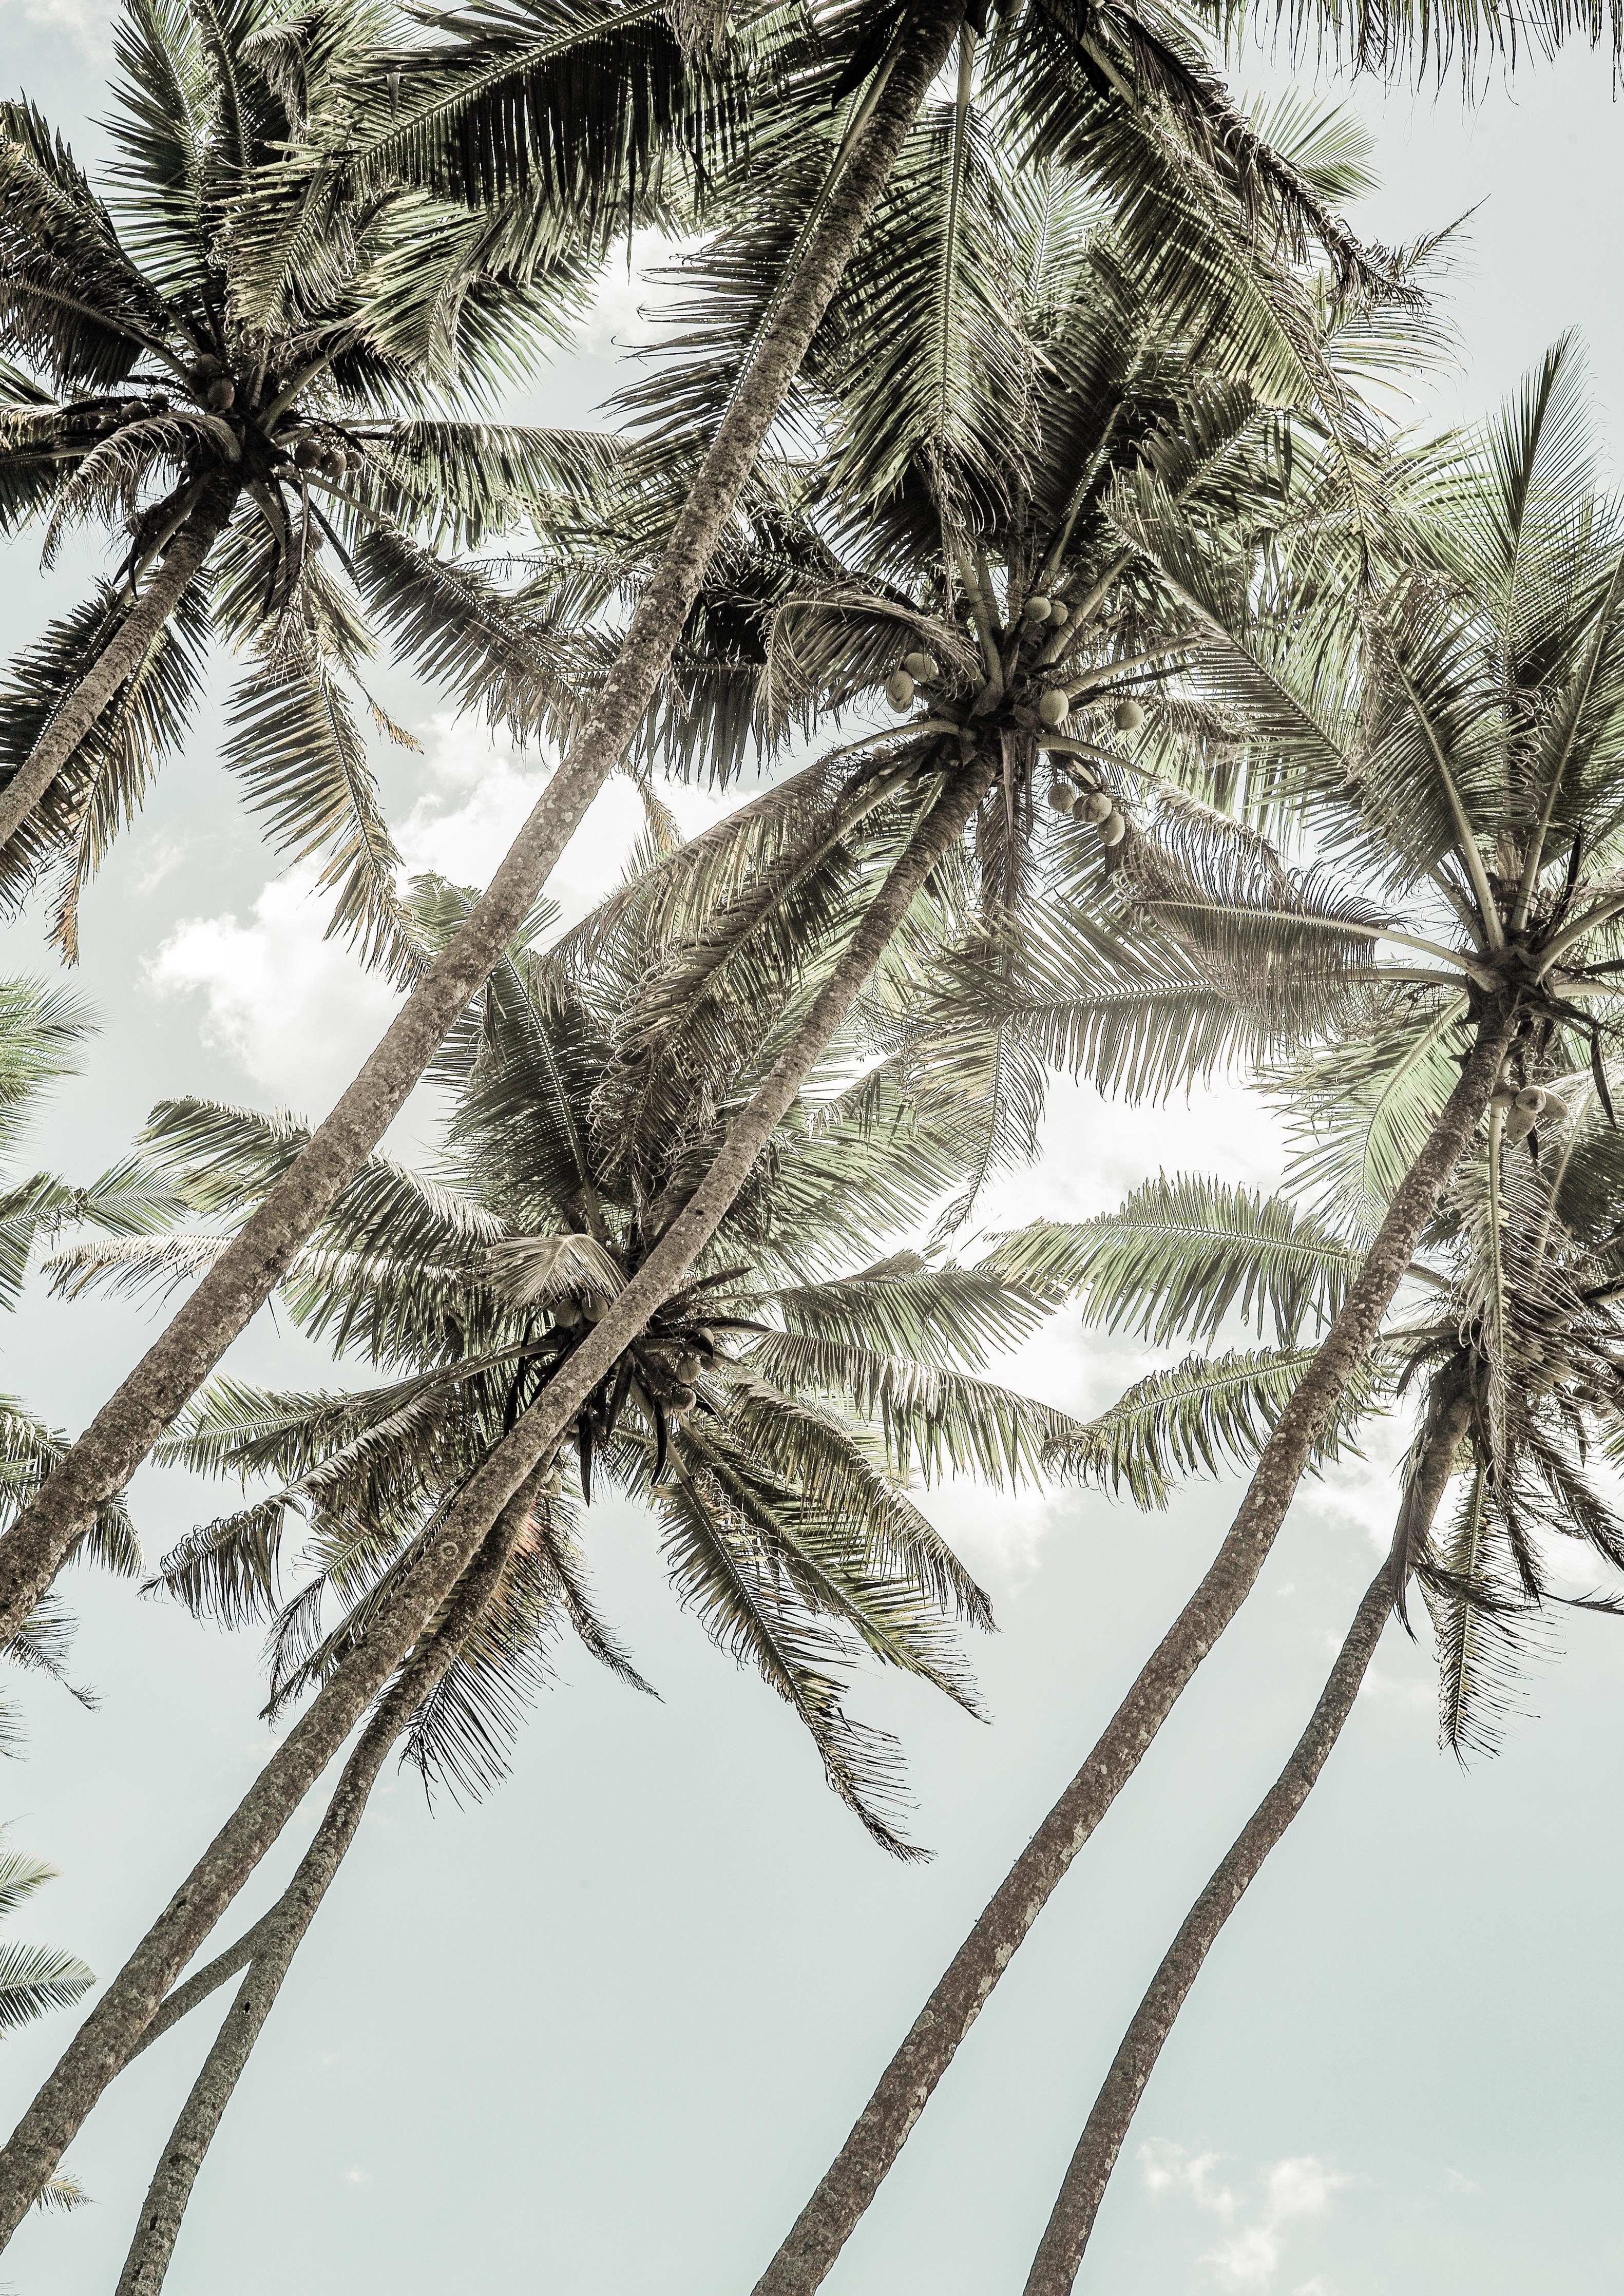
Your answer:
[3,9,1624,2295]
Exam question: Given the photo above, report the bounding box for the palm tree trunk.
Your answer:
[0,0,967,1658]
[0,756,992,2244]
[0,474,239,857]
[111,1472,541,2296]
[747,1008,1516,2296]
[1020,1385,1472,2295]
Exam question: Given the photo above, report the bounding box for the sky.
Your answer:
[2,8,1624,2295]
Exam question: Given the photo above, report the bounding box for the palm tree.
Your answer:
[0,0,1423,1659]
[42,865,1084,2288]
[0,0,675,969]
[0,90,1450,2232]
[737,336,1624,2293]
[1001,1049,1624,2285]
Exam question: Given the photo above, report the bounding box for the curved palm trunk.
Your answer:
[0,756,993,2243]
[0,475,239,856]
[747,1010,1515,2296]
[0,0,967,1655]
[1020,1386,1472,2295]
[111,1474,541,2296]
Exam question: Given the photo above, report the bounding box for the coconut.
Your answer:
[345,447,366,474]
[321,450,348,479]
[676,1350,704,1382]
[885,669,915,712]
[1100,808,1128,847]
[1047,780,1077,815]
[582,1294,607,1322]
[903,650,937,680]
[1487,1087,1517,1111]
[668,1384,697,1415]
[1113,697,1145,733]
[552,1298,581,1328]
[1080,790,1114,824]
[1047,601,1070,626]
[293,440,321,470]
[205,377,236,411]
[188,354,224,387]
[1022,595,1052,623]
[1037,687,1071,727]
[1503,1105,1537,1142]
[1515,1086,1549,1115]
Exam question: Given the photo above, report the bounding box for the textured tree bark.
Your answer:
[0,475,238,856]
[0,757,991,2244]
[1020,1386,1472,2295]
[747,1009,1516,2296]
[111,1478,540,2296]
[0,0,968,1655]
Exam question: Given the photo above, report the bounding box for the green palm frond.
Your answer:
[985,1175,1363,1349]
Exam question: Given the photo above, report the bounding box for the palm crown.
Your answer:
[56,869,1093,1852]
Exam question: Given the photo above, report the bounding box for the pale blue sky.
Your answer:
[2,9,1623,2294]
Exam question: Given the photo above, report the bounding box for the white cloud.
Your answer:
[143,865,402,1116]
[1139,2142,1352,2291]
[17,0,109,49]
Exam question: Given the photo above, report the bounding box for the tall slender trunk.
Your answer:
[1020,1386,1472,2295]
[0,756,992,2243]
[112,1474,541,2296]
[748,1009,1516,2296]
[0,0,967,1655]
[0,475,239,856]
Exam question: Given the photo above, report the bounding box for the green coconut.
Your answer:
[1047,780,1077,814]
[1503,1106,1537,1141]
[676,1351,704,1382]
[1515,1086,1549,1115]
[903,650,937,680]
[1113,697,1145,733]
[1080,790,1113,824]
[552,1298,581,1328]
[1100,807,1128,847]
[885,669,915,712]
[1047,600,1070,626]
[205,377,236,411]
[582,1294,607,1323]
[1037,687,1070,727]
[1022,595,1052,623]
[668,1384,697,1415]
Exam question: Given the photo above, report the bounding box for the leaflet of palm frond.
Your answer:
[362,422,621,553]
[664,1412,984,1706]
[0,580,210,921]
[0,981,90,1154]
[1426,1468,1553,1763]
[773,1258,1052,1365]
[149,1496,298,1632]
[223,649,420,985]
[1271,990,1474,1230]
[0,99,170,390]
[400,1509,573,1802]
[356,196,608,397]
[0,1398,138,1576]
[990,1176,1364,1351]
[0,1940,96,2032]
[318,0,753,213]
[992,0,1388,286]
[485,1231,624,1308]
[655,1447,932,1860]
[739,1328,1090,1489]
[715,1379,994,1626]
[922,896,1304,1102]
[1057,1341,1378,1503]
[0,1597,92,1708]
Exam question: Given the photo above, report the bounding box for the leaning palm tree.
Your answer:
[45,866,1085,2290]
[0,0,675,970]
[1001,1044,1624,2286]
[738,337,1624,2293]
[0,1840,94,2220]
[0,0,1424,1660]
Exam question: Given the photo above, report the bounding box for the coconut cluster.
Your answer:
[1491,1082,1560,1143]
[884,587,1153,856]
[546,1292,718,1419]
